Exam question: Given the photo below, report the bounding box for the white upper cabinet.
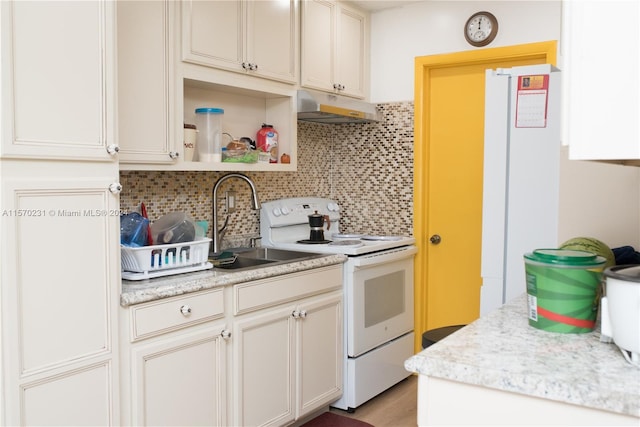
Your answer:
[301,0,368,99]
[564,0,640,165]
[117,0,298,171]
[0,2,121,424]
[0,1,117,161]
[117,0,178,164]
[182,0,298,84]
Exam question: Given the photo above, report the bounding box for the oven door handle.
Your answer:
[351,246,418,268]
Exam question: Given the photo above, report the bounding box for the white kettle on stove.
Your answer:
[601,265,640,366]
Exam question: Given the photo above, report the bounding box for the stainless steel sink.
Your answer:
[211,247,325,272]
[235,247,323,262]
[214,256,275,270]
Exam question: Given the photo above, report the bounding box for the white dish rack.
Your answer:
[121,237,213,280]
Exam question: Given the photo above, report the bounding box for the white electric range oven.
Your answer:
[260,197,417,412]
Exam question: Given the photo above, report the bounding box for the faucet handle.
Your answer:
[250,236,262,248]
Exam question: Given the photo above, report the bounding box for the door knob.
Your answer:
[430,234,441,244]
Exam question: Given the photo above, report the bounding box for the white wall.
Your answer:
[369,1,562,103]
[558,147,640,249]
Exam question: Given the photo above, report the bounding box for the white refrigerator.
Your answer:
[480,64,562,315]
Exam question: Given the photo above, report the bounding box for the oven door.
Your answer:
[346,246,417,357]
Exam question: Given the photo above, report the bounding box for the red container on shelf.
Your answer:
[256,123,279,163]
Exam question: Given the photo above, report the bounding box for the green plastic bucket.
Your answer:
[524,249,606,333]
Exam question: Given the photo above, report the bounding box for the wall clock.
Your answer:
[464,11,498,47]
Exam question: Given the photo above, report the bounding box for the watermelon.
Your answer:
[559,237,616,268]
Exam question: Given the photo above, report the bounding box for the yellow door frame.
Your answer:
[413,41,557,351]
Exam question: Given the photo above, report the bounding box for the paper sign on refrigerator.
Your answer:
[515,74,549,128]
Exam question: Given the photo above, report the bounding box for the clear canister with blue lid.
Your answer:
[195,108,224,162]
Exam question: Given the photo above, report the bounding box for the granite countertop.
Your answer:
[405,294,640,418]
[121,254,346,307]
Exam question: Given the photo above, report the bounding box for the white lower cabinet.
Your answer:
[120,288,229,426]
[233,303,296,427]
[296,292,343,417]
[231,266,343,427]
[1,161,121,426]
[131,325,229,426]
[233,292,343,427]
[120,265,343,427]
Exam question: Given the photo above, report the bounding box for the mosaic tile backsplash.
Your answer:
[120,102,414,248]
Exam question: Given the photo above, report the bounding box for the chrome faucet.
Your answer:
[211,173,261,254]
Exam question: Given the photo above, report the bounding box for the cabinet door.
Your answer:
[0,1,116,161]
[20,363,115,426]
[301,0,367,99]
[0,161,121,425]
[233,305,296,427]
[565,0,640,162]
[131,325,229,427]
[297,292,343,418]
[300,0,336,93]
[117,0,178,164]
[246,0,298,84]
[182,0,244,71]
[336,3,367,99]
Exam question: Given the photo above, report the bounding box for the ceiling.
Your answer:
[348,0,424,12]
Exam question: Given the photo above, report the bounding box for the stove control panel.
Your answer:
[261,197,341,227]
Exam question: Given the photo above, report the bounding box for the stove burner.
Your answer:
[296,239,332,244]
[328,239,363,247]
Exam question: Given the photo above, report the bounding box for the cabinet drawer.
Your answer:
[234,265,342,315]
[129,288,224,341]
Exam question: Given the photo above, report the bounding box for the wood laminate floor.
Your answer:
[329,375,418,427]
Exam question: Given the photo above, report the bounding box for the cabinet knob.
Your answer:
[292,310,307,319]
[242,62,250,70]
[251,63,258,71]
[221,329,231,340]
[169,151,179,159]
[109,182,122,194]
[106,144,120,155]
[180,305,192,316]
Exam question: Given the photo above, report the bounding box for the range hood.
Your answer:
[297,89,379,124]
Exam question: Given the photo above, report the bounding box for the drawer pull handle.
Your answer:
[180,305,192,316]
